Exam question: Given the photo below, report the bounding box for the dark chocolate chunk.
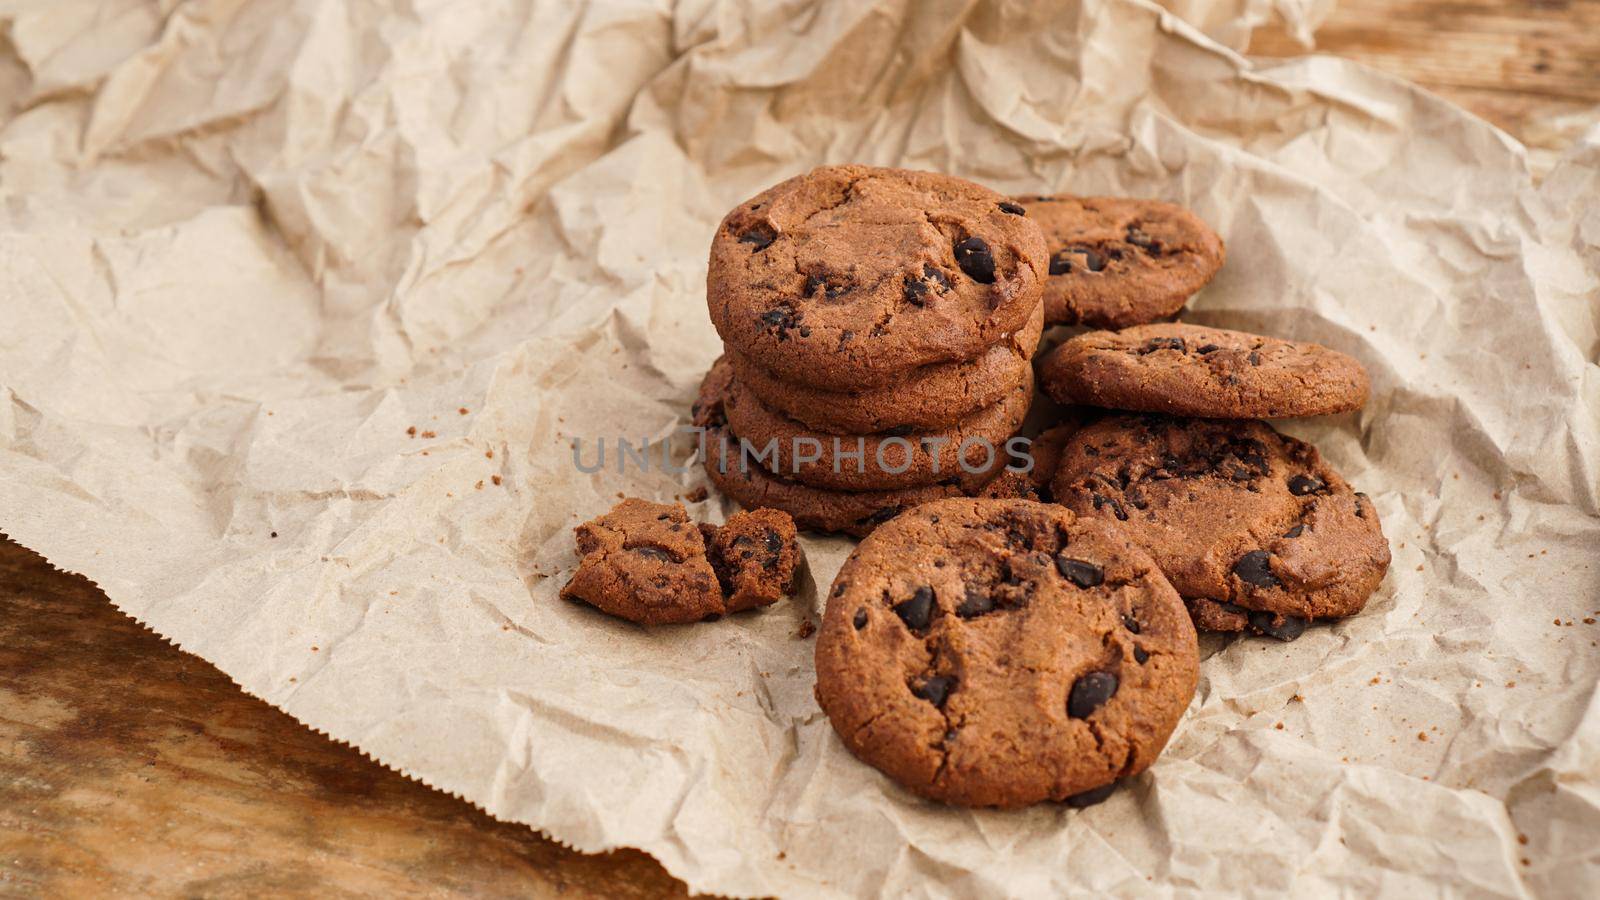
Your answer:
[1068,671,1119,718]
[998,201,1026,216]
[956,585,995,619]
[954,237,996,284]
[634,546,674,562]
[1133,646,1150,664]
[738,226,775,251]
[911,675,957,708]
[1288,474,1326,496]
[1122,614,1141,634]
[1055,556,1105,588]
[1233,550,1281,588]
[1248,610,1307,642]
[853,608,868,629]
[1283,524,1305,538]
[1048,251,1073,276]
[892,586,935,631]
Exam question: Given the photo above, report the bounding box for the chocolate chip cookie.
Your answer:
[814,498,1198,808]
[1039,323,1369,418]
[726,301,1043,434]
[560,498,800,624]
[1050,415,1390,638]
[694,360,974,536]
[1011,195,1223,327]
[721,355,1031,491]
[710,165,1048,391]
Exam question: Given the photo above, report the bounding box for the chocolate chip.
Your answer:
[1126,226,1162,253]
[738,226,775,251]
[860,505,902,527]
[902,277,930,306]
[1248,611,1307,641]
[804,275,825,297]
[1064,782,1117,808]
[1141,337,1186,354]
[764,530,783,555]
[1079,248,1107,272]
[1055,556,1104,587]
[956,586,994,619]
[1048,251,1073,275]
[853,608,868,629]
[634,546,674,562]
[798,326,812,337]
[882,424,914,437]
[1133,646,1149,664]
[1283,524,1305,538]
[1233,551,1281,588]
[1068,672,1118,718]
[1197,343,1220,354]
[892,586,935,631]
[912,675,956,707]
[998,201,1026,216]
[1288,474,1325,496]
[953,237,996,284]
[923,264,953,291]
[701,612,722,622]
[758,306,801,335]
[1122,614,1141,634]
[1248,351,1262,366]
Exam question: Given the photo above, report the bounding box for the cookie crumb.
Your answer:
[270,531,278,538]
[458,407,469,415]
[407,426,417,437]
[421,430,436,439]
[486,449,495,459]
[492,475,503,486]
[796,619,816,639]
[1417,732,1428,741]
[686,486,709,503]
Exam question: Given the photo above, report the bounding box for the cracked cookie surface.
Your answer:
[727,300,1042,434]
[709,166,1048,391]
[1039,323,1369,418]
[561,498,799,624]
[1011,195,1223,327]
[1050,415,1390,638]
[813,498,1198,808]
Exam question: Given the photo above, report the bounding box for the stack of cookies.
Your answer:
[693,165,1050,535]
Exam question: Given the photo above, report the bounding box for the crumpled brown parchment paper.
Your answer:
[2,1,1597,896]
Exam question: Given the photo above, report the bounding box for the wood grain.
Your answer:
[2,4,1597,897]
[0,538,689,899]
[1250,0,1600,171]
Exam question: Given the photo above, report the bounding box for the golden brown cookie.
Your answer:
[710,166,1048,391]
[814,498,1199,808]
[726,301,1044,434]
[1050,415,1390,639]
[1038,323,1369,418]
[1012,195,1223,327]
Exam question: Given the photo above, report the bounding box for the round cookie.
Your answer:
[728,301,1044,434]
[721,357,1031,491]
[1038,323,1369,418]
[693,361,976,536]
[814,498,1199,808]
[1011,195,1223,327]
[710,165,1048,391]
[1050,414,1390,638]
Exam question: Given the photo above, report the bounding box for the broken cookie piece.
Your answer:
[560,498,801,625]
[700,507,803,613]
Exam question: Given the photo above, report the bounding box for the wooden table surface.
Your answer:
[3,4,1596,897]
